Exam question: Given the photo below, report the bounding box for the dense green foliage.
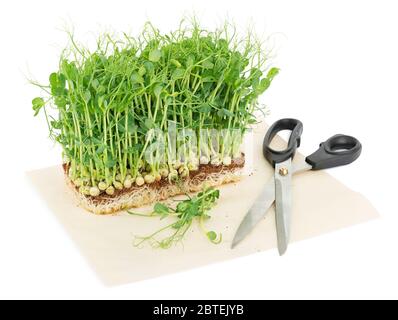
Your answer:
[32,21,278,196]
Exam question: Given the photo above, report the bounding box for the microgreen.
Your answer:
[31,20,278,196]
[128,187,222,248]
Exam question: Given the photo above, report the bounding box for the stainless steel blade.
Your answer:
[231,176,275,248]
[275,159,293,256]
[231,159,312,249]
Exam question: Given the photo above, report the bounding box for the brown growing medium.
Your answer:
[63,157,245,206]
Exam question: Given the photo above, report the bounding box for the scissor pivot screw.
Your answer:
[279,167,289,176]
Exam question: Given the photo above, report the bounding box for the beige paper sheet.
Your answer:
[27,125,379,286]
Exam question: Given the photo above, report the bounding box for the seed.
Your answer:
[160,168,169,178]
[187,162,198,171]
[105,186,115,195]
[200,156,209,165]
[179,166,189,177]
[173,160,182,170]
[115,173,122,182]
[98,181,108,191]
[74,178,83,187]
[82,177,90,184]
[124,179,132,188]
[89,186,100,197]
[113,181,123,190]
[210,157,221,166]
[168,170,178,182]
[79,186,90,195]
[144,174,155,184]
[155,173,162,182]
[178,166,186,174]
[180,170,189,178]
[135,176,145,186]
[222,156,232,166]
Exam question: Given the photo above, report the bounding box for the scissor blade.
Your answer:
[275,159,293,256]
[231,159,312,249]
[231,176,276,249]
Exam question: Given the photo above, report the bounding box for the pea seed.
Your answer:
[106,186,115,195]
[135,176,145,186]
[113,181,123,190]
[144,174,155,184]
[89,186,100,197]
[98,181,108,191]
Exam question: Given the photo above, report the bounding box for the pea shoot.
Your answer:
[128,187,222,248]
[31,20,278,197]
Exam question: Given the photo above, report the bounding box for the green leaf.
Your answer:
[50,120,62,130]
[186,55,195,68]
[267,67,280,81]
[127,119,138,133]
[202,76,215,83]
[171,68,185,80]
[153,83,163,97]
[83,90,91,103]
[202,60,214,69]
[54,96,67,108]
[49,73,58,88]
[144,61,154,74]
[82,152,91,166]
[154,203,170,216]
[32,97,45,116]
[104,159,116,168]
[97,85,106,94]
[49,72,66,96]
[91,136,102,145]
[131,72,144,84]
[117,122,126,133]
[176,201,189,213]
[138,65,146,76]
[144,118,155,130]
[250,68,263,81]
[97,96,106,109]
[92,79,100,90]
[217,108,234,118]
[127,144,142,153]
[62,61,78,80]
[198,103,212,113]
[257,78,271,94]
[170,59,181,68]
[95,145,106,154]
[148,49,162,62]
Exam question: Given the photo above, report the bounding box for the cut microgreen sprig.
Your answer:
[128,186,221,248]
[31,19,278,197]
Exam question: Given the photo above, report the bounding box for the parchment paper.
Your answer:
[27,124,379,286]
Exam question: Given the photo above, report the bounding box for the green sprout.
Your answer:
[31,19,278,196]
[128,186,222,248]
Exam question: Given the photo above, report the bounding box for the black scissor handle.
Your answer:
[263,118,303,167]
[305,134,362,170]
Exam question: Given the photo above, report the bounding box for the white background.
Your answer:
[0,0,397,300]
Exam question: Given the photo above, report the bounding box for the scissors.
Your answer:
[231,118,362,255]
